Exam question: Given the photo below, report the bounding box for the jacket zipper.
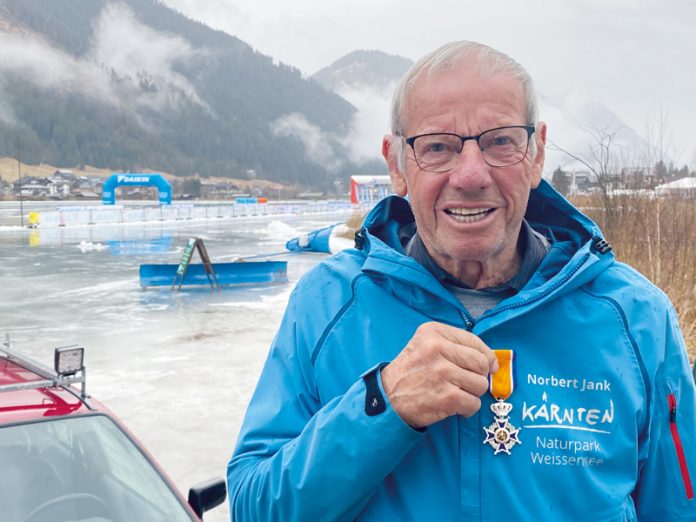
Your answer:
[479,252,591,321]
[667,392,694,500]
[459,310,474,330]
[455,253,591,331]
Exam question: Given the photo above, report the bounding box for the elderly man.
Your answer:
[228,41,696,520]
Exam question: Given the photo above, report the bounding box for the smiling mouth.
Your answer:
[445,207,494,223]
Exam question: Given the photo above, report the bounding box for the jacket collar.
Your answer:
[357,180,615,325]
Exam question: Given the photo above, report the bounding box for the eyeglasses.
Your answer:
[404,125,535,172]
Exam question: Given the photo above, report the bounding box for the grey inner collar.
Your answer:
[404,220,550,293]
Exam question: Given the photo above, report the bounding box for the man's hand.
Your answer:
[380,322,499,429]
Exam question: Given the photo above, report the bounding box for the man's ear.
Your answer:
[382,135,407,197]
[530,122,547,189]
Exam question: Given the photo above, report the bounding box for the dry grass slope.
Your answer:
[0,158,114,179]
[0,157,288,193]
[573,194,696,363]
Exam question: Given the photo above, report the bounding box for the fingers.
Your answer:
[447,388,483,419]
[417,322,499,374]
[382,322,502,427]
[427,382,484,420]
[444,366,490,398]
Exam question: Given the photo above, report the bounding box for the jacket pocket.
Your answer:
[667,392,694,500]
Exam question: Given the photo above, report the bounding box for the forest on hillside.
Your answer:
[0,0,371,188]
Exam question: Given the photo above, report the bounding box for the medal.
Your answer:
[483,349,521,455]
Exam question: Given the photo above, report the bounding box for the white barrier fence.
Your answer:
[33,201,356,228]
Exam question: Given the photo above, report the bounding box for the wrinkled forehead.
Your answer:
[401,58,526,130]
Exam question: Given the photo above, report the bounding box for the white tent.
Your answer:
[654,177,696,198]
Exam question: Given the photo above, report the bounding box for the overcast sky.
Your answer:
[161,0,695,168]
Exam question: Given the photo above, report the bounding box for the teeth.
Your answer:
[446,208,492,223]
[447,208,491,216]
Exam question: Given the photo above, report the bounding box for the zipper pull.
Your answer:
[459,311,474,331]
[666,392,694,500]
[668,393,677,423]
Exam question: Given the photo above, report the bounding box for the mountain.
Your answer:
[313,50,413,92]
[312,50,414,166]
[313,49,650,178]
[539,93,648,177]
[0,0,356,187]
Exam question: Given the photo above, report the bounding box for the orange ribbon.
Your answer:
[489,349,515,401]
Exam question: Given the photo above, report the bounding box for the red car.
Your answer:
[0,338,225,522]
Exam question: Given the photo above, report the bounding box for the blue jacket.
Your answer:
[228,180,696,521]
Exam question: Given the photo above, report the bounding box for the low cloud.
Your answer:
[89,2,208,111]
[272,84,394,174]
[540,88,648,174]
[0,32,117,106]
[0,1,208,126]
[334,82,393,165]
[271,113,344,172]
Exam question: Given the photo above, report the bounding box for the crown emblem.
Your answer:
[490,400,513,418]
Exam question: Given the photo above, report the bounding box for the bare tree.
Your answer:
[547,123,625,227]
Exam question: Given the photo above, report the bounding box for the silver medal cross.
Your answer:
[483,400,521,455]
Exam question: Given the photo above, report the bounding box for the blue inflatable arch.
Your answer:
[102,173,172,205]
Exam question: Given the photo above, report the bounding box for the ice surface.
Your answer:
[0,202,353,522]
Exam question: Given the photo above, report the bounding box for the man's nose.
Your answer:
[447,140,493,190]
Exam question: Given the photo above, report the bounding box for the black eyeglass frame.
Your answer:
[403,124,536,171]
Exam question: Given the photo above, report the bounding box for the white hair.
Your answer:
[390,41,539,170]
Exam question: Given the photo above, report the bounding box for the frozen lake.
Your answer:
[0,200,356,522]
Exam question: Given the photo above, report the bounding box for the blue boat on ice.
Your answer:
[139,261,288,288]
